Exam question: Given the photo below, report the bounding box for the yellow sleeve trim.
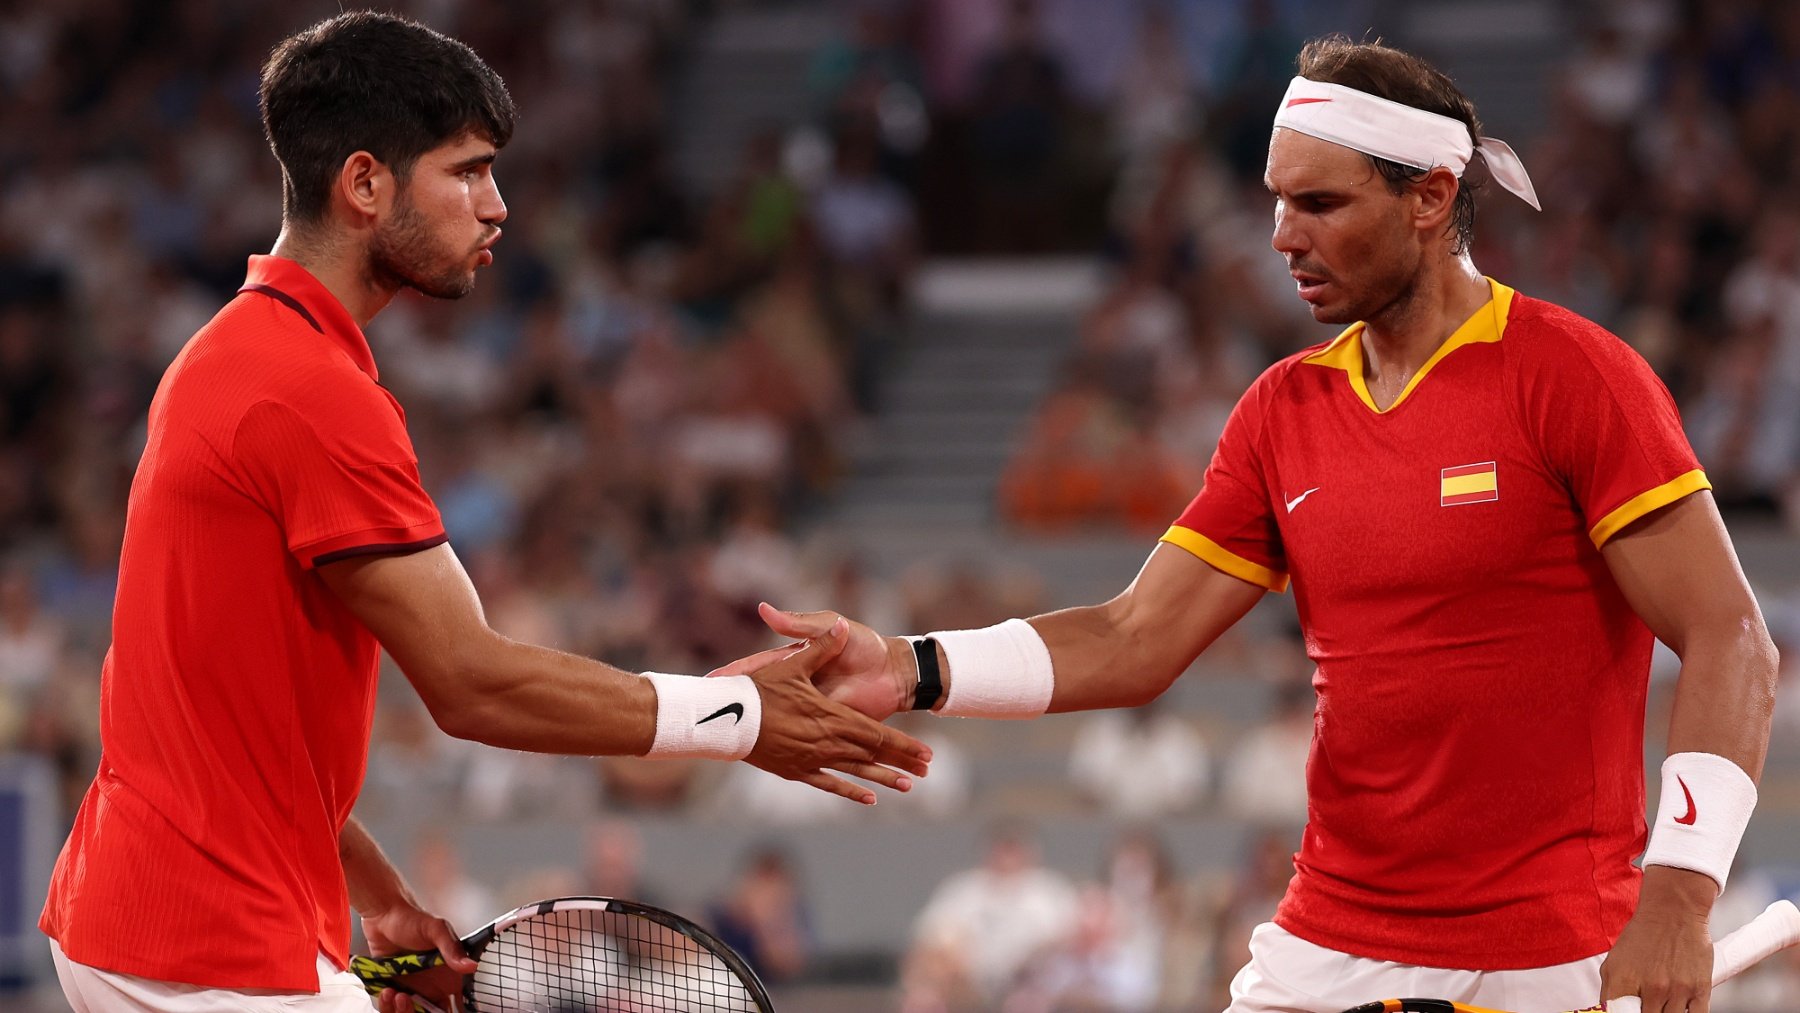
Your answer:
[1588,469,1712,547]
[1159,526,1289,592]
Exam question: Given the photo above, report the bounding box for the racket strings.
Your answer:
[470,908,760,1012]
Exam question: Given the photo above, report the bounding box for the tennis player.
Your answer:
[37,13,927,1013]
[757,37,1776,1013]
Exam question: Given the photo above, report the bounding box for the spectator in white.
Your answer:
[810,123,916,298]
[1068,699,1209,819]
[1220,676,1313,827]
[1013,830,1180,1011]
[902,822,1078,1011]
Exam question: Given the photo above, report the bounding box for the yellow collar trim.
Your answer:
[1302,279,1516,413]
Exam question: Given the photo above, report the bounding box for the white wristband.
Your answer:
[1642,751,1756,893]
[644,673,762,760]
[929,618,1054,719]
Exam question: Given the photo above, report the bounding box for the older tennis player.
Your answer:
[756,36,1776,1013]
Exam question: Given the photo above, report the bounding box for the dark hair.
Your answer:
[259,12,515,223]
[1296,35,1483,254]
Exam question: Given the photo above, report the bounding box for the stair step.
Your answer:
[865,409,1023,437]
[900,346,1063,375]
[849,456,1008,480]
[827,500,995,530]
[884,374,1048,406]
[906,320,1080,350]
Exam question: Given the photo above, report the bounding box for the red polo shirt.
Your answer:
[1164,281,1704,969]
[40,256,446,990]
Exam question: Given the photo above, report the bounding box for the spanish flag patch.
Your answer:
[1441,461,1498,506]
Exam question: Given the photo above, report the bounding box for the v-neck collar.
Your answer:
[1302,278,1515,414]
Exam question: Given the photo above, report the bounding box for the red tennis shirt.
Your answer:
[1165,281,1707,970]
[40,256,446,990]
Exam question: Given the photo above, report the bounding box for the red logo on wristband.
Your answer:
[1675,775,1698,825]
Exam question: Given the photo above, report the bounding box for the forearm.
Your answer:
[420,630,658,755]
[340,815,418,916]
[322,545,740,760]
[892,591,1248,715]
[1638,618,1778,910]
[1664,619,1778,779]
[1036,601,1192,712]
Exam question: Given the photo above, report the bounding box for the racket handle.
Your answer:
[1604,899,1800,1013]
[1714,898,1800,981]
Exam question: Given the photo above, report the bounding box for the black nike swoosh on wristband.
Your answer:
[697,703,745,726]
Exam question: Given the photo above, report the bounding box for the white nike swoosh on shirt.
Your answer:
[1284,488,1321,513]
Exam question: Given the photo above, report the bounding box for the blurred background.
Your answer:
[4,0,1800,1009]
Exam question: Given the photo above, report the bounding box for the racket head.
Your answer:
[463,895,776,1012]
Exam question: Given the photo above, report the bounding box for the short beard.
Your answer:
[1321,243,1421,327]
[368,194,476,300]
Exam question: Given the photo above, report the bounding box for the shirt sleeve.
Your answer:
[232,386,446,568]
[1161,372,1289,591]
[1524,326,1709,547]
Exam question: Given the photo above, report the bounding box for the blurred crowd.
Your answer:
[8,0,1800,1008]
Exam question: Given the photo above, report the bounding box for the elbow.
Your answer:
[423,688,483,742]
[410,639,504,742]
[1116,667,1181,710]
[1703,612,1782,722]
[1103,595,1189,710]
[416,668,483,741]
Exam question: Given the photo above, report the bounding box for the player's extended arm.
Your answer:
[1597,490,1779,1012]
[760,542,1266,719]
[319,543,929,803]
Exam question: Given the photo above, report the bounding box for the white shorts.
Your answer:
[1227,922,1605,1013]
[50,939,374,1012]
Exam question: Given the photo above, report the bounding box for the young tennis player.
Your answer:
[39,13,928,1013]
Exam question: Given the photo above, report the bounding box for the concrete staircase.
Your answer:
[810,259,1189,605]
[825,260,1094,540]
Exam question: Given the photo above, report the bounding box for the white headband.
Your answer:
[1273,76,1540,211]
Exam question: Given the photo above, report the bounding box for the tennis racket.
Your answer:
[1337,898,1800,1013]
[351,895,776,1012]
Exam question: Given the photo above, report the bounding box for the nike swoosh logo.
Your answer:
[1284,488,1321,513]
[1286,97,1332,107]
[1675,775,1697,825]
[697,703,745,726]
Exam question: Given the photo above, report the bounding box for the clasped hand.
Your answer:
[714,614,930,804]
